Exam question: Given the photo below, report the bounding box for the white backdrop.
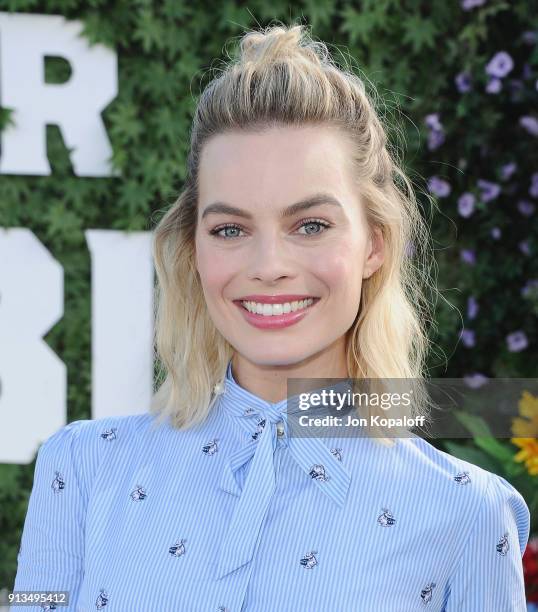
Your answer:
[0,11,118,176]
[0,228,155,464]
[0,12,157,464]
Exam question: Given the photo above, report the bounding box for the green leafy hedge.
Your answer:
[1,0,536,594]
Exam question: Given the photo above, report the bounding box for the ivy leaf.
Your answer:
[108,102,145,144]
[132,8,165,53]
[340,7,379,46]
[402,14,438,53]
[79,11,122,49]
[117,179,152,218]
[340,0,400,46]
[140,152,175,194]
[44,202,83,246]
[303,0,334,30]
[215,0,250,33]
[153,107,186,145]
[160,0,190,21]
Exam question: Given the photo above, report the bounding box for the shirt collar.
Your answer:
[219,357,296,418]
[217,358,352,506]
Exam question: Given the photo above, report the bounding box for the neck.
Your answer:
[231,337,348,403]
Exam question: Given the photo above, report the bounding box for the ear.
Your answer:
[362,225,385,280]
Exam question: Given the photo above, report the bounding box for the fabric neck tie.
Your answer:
[214,360,353,580]
[216,402,280,579]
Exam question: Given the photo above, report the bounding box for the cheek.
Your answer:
[313,241,363,296]
[195,241,237,293]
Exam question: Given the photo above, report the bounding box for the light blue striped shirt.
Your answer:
[11,359,530,611]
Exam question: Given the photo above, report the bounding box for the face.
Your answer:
[194,124,384,368]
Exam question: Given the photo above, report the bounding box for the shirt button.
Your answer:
[276,420,285,437]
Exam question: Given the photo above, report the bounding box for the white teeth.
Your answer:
[242,298,315,316]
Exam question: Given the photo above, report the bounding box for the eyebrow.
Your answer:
[200,193,343,221]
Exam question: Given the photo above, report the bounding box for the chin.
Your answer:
[233,343,321,368]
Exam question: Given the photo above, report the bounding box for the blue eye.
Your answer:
[209,224,245,239]
[209,218,331,240]
[297,219,330,235]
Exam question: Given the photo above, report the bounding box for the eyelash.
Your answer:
[209,218,331,240]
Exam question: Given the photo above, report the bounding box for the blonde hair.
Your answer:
[150,22,438,445]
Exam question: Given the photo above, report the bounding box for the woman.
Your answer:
[12,23,529,611]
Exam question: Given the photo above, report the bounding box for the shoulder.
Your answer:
[477,471,530,556]
[400,434,497,492]
[39,413,156,455]
[37,413,157,494]
[401,435,530,556]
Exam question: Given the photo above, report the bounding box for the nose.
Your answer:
[247,230,296,283]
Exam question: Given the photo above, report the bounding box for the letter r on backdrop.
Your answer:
[0,11,118,177]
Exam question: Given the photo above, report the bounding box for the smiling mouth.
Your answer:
[237,297,320,316]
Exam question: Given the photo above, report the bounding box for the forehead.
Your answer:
[198,125,356,208]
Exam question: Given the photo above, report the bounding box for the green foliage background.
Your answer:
[0,0,537,595]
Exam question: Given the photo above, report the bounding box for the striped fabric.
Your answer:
[11,359,530,611]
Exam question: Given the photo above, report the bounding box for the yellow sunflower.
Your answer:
[511,390,538,476]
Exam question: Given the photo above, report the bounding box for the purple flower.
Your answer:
[460,329,476,347]
[461,0,486,9]
[477,179,501,202]
[425,113,442,131]
[428,130,445,151]
[519,240,531,256]
[530,172,538,198]
[455,71,472,93]
[518,200,535,216]
[424,114,445,151]
[463,373,489,389]
[467,296,479,319]
[521,279,538,297]
[458,192,476,217]
[491,227,501,239]
[485,51,514,79]
[521,31,538,45]
[500,161,517,181]
[460,249,476,265]
[520,116,538,136]
[486,77,502,94]
[428,176,451,197]
[506,331,528,352]
[522,63,533,80]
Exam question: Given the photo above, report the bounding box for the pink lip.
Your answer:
[233,298,320,330]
